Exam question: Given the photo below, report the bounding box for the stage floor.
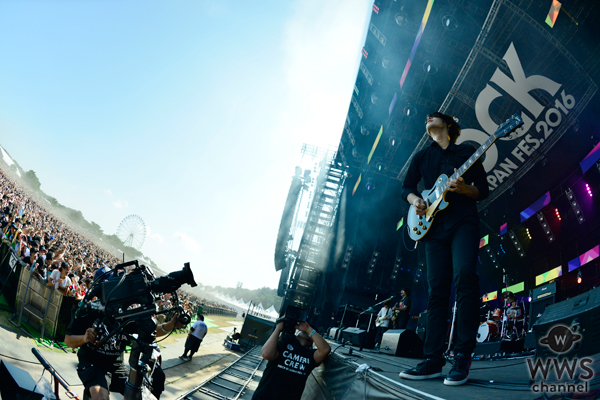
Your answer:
[324,342,600,400]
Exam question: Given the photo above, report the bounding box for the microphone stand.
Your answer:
[356,295,395,331]
[31,347,80,400]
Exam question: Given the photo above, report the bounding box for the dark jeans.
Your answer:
[423,222,480,365]
[375,326,388,346]
[395,316,409,330]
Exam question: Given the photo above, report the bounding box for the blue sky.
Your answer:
[0,0,372,289]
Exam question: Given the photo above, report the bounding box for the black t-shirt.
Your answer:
[401,141,489,236]
[253,338,319,400]
[66,308,134,367]
[398,296,412,320]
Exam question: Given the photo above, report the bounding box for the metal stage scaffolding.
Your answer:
[280,161,346,319]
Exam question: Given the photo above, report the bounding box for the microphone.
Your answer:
[31,347,74,397]
[31,348,51,370]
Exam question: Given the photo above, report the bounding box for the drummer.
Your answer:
[504,292,522,319]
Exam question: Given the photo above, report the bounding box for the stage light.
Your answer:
[366,177,375,191]
[422,61,438,74]
[577,271,582,284]
[371,93,379,105]
[362,48,368,58]
[555,208,561,221]
[586,183,592,197]
[352,148,359,158]
[360,125,369,136]
[395,12,408,26]
[526,228,532,240]
[441,14,458,30]
[528,296,532,302]
[382,57,392,69]
[403,104,417,116]
[389,135,399,147]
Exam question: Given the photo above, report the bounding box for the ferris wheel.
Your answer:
[116,214,146,250]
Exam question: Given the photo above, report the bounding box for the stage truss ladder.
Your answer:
[176,346,264,400]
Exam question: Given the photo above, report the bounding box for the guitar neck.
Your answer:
[449,133,498,182]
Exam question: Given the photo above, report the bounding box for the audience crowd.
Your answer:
[0,166,236,314]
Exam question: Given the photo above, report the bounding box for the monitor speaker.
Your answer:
[328,327,343,341]
[0,360,44,400]
[340,327,366,347]
[534,286,600,359]
[380,329,423,358]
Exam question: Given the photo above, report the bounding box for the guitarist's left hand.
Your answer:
[447,168,467,194]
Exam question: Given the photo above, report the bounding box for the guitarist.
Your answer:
[393,288,412,329]
[399,112,489,386]
[374,301,392,349]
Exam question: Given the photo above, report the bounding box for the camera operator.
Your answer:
[252,318,330,400]
[64,267,185,400]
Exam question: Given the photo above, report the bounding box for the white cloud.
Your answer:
[173,232,202,254]
[104,188,113,196]
[112,199,129,209]
[147,226,164,243]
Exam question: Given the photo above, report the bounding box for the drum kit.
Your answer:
[477,291,527,343]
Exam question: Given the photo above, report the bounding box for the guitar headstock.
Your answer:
[495,113,524,139]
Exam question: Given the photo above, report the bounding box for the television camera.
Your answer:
[75,260,197,400]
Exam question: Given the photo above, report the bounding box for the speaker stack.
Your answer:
[529,281,556,331]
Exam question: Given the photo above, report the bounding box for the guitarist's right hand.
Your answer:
[412,198,426,216]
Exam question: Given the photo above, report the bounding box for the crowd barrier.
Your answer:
[0,241,25,311]
[0,241,72,346]
[201,305,238,318]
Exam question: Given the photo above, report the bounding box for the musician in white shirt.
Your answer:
[374,301,393,349]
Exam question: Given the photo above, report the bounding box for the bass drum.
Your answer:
[476,321,499,343]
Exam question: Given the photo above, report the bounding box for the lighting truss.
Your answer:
[486,246,499,268]
[342,245,353,269]
[565,188,585,224]
[536,211,555,242]
[367,251,379,275]
[508,230,526,257]
[391,257,402,280]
